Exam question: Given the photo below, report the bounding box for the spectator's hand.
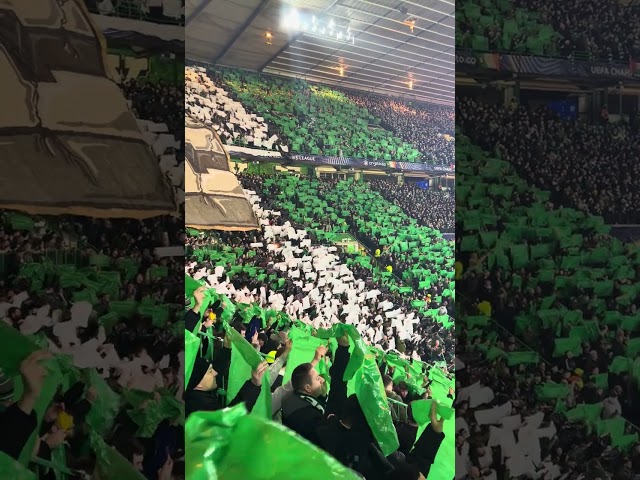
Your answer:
[282,338,293,355]
[337,335,350,347]
[251,361,269,386]
[251,331,260,348]
[20,350,52,395]
[193,287,206,308]
[313,345,328,364]
[223,334,232,349]
[44,427,67,450]
[158,453,174,480]
[86,387,98,403]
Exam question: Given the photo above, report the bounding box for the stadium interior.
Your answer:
[184,1,456,480]
[2,0,640,480]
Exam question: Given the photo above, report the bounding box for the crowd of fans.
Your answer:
[457,97,640,224]
[0,213,185,479]
[457,0,640,61]
[187,173,454,364]
[368,180,455,233]
[121,79,185,146]
[187,65,435,163]
[184,171,456,479]
[344,93,455,166]
[0,73,184,477]
[455,95,640,479]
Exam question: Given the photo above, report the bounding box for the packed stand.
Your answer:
[367,180,455,233]
[456,0,640,61]
[185,180,454,364]
[185,66,284,152]
[184,175,456,480]
[119,79,185,205]
[121,79,185,145]
[242,174,456,312]
[0,74,185,477]
[455,129,640,480]
[86,0,185,24]
[457,97,640,224]
[344,93,455,166]
[0,211,185,479]
[186,64,427,162]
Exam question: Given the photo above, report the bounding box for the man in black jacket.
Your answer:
[281,334,350,446]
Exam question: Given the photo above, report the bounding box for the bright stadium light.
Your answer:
[281,9,300,31]
[282,10,351,44]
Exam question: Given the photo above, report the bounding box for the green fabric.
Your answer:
[85,369,121,436]
[0,451,36,479]
[315,324,367,382]
[349,355,399,457]
[224,323,271,418]
[90,430,146,480]
[282,331,326,385]
[185,404,361,480]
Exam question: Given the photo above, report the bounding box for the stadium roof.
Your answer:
[186,0,454,106]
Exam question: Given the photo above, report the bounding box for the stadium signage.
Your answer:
[363,160,389,168]
[226,148,455,174]
[458,49,635,79]
[588,64,632,77]
[456,53,478,66]
[286,153,453,174]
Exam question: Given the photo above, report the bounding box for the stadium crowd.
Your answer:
[455,93,640,479]
[457,97,640,224]
[0,75,184,477]
[515,0,640,60]
[0,213,185,480]
[186,173,454,364]
[184,171,456,479]
[367,180,455,233]
[456,0,640,61]
[122,79,185,145]
[345,93,455,166]
[187,65,447,163]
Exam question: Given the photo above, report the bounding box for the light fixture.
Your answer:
[408,80,413,90]
[403,17,416,33]
[282,11,351,44]
[265,31,272,44]
[339,66,344,76]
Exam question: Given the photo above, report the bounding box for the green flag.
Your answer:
[282,331,326,384]
[350,355,399,457]
[0,451,35,480]
[224,323,271,418]
[186,404,361,480]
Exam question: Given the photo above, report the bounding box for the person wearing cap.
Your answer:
[185,356,268,417]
